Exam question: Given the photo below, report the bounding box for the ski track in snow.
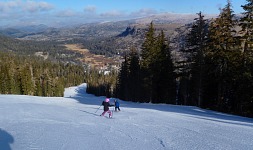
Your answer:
[0,83,253,150]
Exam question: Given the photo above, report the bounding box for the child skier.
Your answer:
[114,99,120,111]
[100,98,114,118]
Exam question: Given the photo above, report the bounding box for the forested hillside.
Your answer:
[0,52,85,96]
[0,34,87,97]
[0,35,83,64]
[80,23,183,57]
[114,1,253,118]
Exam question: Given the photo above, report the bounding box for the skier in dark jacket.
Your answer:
[100,98,114,118]
[114,99,120,111]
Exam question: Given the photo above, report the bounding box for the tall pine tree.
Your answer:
[128,47,141,102]
[140,22,156,102]
[155,31,176,104]
[186,11,208,107]
[206,0,239,111]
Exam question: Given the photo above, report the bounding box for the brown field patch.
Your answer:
[64,44,118,68]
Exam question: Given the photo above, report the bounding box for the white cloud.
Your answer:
[0,0,20,12]
[100,10,125,17]
[0,0,54,13]
[24,1,54,13]
[0,0,55,26]
[56,9,76,17]
[0,1,159,27]
[84,5,97,13]
[130,8,157,17]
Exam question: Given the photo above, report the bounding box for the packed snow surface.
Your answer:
[0,83,253,150]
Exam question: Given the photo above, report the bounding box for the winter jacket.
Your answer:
[115,101,120,107]
[102,101,113,111]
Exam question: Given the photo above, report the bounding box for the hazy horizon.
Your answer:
[0,0,245,28]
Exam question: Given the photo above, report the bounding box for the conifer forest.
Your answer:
[115,0,253,117]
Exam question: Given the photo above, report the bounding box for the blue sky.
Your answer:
[0,0,246,27]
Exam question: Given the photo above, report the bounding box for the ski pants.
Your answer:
[101,110,112,116]
[115,107,120,111]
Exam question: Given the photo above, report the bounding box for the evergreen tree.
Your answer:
[0,65,8,93]
[128,47,141,102]
[116,55,129,100]
[140,22,156,102]
[155,31,176,104]
[206,0,238,111]
[236,0,253,116]
[185,11,208,107]
[240,0,253,58]
[20,65,34,95]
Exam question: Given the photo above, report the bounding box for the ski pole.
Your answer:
[95,105,102,113]
[111,107,113,117]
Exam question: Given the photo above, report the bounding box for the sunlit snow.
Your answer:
[0,83,252,150]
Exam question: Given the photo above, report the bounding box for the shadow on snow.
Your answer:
[67,83,253,127]
[0,128,14,150]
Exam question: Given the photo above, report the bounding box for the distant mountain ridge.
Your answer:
[0,12,217,62]
[15,24,49,33]
[132,12,217,24]
[0,13,217,40]
[0,24,56,38]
